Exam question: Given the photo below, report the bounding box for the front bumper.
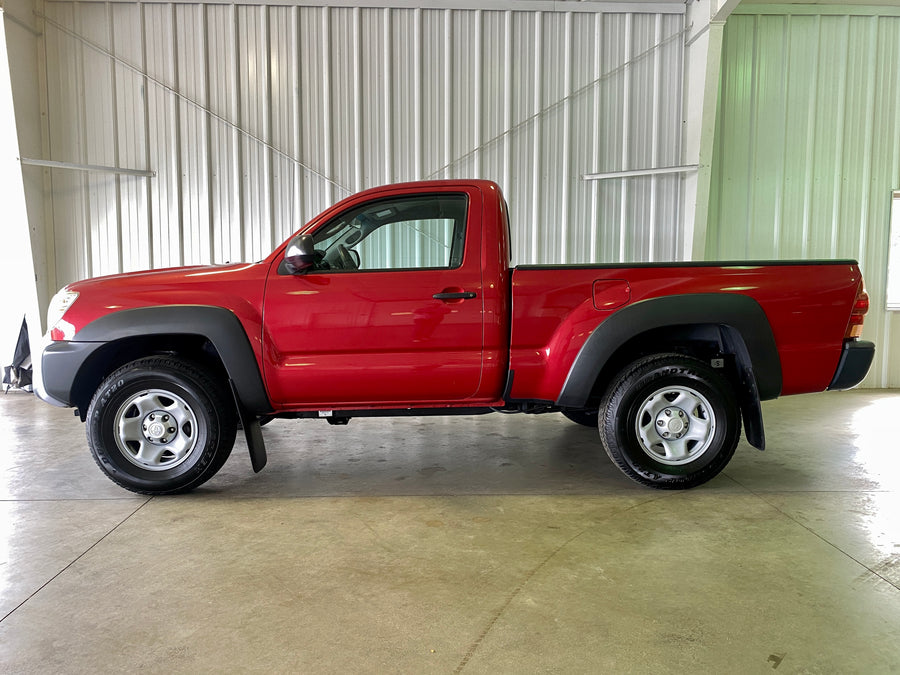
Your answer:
[33,337,104,408]
[827,340,875,390]
[32,332,64,406]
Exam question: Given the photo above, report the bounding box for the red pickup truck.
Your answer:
[35,180,874,494]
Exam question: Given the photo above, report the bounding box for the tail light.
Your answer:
[846,287,869,339]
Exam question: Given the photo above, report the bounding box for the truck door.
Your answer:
[263,188,485,407]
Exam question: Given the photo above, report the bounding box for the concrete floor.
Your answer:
[1,390,899,673]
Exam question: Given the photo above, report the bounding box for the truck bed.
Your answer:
[509,260,862,402]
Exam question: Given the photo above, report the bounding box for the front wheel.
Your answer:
[599,354,741,489]
[86,356,237,495]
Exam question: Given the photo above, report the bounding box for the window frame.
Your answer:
[308,193,470,275]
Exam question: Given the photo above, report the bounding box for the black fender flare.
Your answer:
[73,305,272,414]
[556,293,782,450]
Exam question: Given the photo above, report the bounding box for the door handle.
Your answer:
[433,291,477,300]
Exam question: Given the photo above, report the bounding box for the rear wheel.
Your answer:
[86,356,237,495]
[599,354,741,489]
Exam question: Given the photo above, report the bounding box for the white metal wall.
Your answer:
[709,9,900,388]
[38,0,686,292]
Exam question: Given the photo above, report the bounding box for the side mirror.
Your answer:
[284,234,316,274]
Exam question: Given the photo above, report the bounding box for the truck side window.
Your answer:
[311,194,468,272]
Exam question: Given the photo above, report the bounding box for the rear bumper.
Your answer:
[827,340,875,390]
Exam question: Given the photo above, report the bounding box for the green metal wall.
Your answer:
[709,7,900,388]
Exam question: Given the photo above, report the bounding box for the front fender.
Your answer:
[42,305,272,414]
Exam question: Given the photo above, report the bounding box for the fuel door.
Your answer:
[593,279,631,311]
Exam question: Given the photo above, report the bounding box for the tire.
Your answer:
[561,409,599,427]
[86,356,237,495]
[599,354,741,490]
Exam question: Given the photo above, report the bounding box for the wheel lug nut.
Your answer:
[657,420,665,427]
[678,411,685,418]
[168,427,175,434]
[663,432,670,437]
[149,414,155,420]
[161,438,167,443]
[163,415,169,422]
[664,409,671,416]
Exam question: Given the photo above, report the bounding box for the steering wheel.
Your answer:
[336,244,358,270]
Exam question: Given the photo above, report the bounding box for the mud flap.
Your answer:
[740,383,766,451]
[719,327,766,451]
[229,380,268,472]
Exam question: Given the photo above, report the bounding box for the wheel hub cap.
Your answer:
[142,411,176,444]
[114,389,199,471]
[635,386,716,466]
[656,407,688,438]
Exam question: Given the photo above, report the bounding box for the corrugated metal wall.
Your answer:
[39,0,686,292]
[709,10,900,388]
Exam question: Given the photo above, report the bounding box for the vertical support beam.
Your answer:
[530,11,542,264]
[170,3,184,266]
[473,9,482,177]
[75,8,92,277]
[201,4,214,263]
[352,6,363,190]
[108,4,123,274]
[139,3,155,269]
[618,12,632,263]
[262,5,274,254]
[682,0,739,260]
[560,11,572,262]
[413,7,422,180]
[321,6,333,205]
[589,11,602,263]
[0,8,43,353]
[382,8,392,184]
[291,5,301,228]
[649,13,662,262]
[443,10,452,179]
[232,3,245,261]
[7,0,52,322]
[35,0,56,299]
[502,10,512,196]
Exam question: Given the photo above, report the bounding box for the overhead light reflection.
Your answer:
[851,397,900,553]
[851,398,900,484]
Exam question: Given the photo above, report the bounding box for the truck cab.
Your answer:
[262,180,511,409]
